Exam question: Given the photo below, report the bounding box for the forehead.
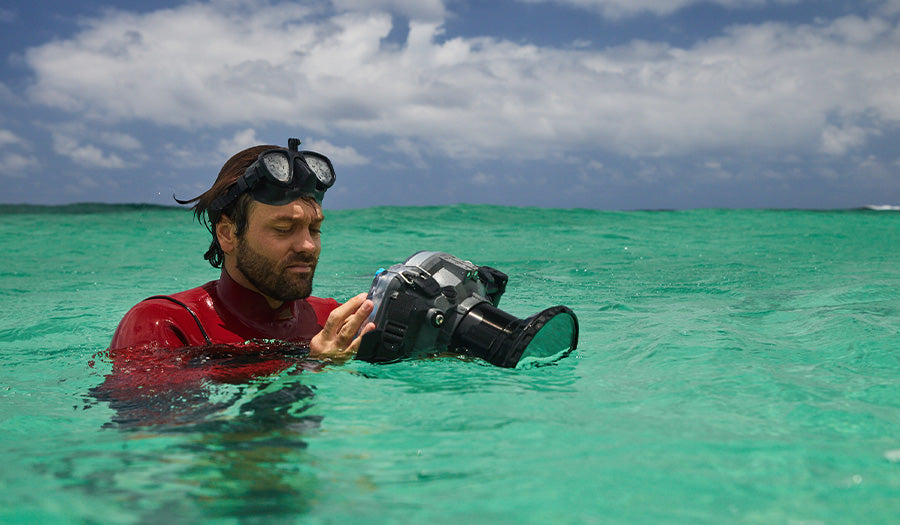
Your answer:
[248,198,324,224]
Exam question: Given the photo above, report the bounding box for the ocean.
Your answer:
[1,204,899,523]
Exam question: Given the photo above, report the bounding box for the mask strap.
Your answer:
[209,175,251,214]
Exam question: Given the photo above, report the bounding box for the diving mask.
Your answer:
[210,138,335,213]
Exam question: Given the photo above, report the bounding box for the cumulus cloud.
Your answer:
[0,129,23,147]
[0,153,39,177]
[99,131,142,151]
[216,128,264,159]
[22,0,900,165]
[52,130,129,169]
[820,124,873,155]
[0,130,38,178]
[331,0,446,21]
[514,0,801,19]
[879,0,900,15]
[302,138,369,166]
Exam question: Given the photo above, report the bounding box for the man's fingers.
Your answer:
[324,293,373,342]
[321,293,366,334]
[323,293,367,331]
[346,322,377,352]
[310,294,376,362]
[338,298,373,340]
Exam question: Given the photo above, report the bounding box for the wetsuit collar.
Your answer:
[217,269,296,324]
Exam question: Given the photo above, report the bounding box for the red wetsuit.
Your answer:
[96,271,341,427]
[110,269,339,350]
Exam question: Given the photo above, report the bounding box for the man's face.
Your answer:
[233,198,324,303]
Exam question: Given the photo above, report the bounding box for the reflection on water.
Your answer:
[89,341,319,429]
[85,342,329,521]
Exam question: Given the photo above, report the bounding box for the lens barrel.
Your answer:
[451,303,579,368]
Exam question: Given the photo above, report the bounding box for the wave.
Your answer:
[860,204,900,211]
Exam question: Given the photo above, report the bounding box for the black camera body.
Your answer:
[356,251,578,368]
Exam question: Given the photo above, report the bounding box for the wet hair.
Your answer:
[176,144,276,268]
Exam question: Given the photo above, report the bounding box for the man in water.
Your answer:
[109,139,374,362]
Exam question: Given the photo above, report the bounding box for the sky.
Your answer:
[1,0,898,210]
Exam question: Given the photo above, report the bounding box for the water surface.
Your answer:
[1,204,899,523]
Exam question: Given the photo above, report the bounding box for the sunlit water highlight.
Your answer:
[1,204,899,523]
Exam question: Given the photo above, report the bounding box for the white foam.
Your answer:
[884,449,900,462]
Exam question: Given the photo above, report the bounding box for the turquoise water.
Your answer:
[2,204,899,523]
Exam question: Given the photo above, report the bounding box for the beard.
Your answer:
[234,236,317,302]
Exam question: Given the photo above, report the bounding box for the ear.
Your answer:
[216,215,237,255]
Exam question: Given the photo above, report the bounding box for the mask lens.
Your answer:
[262,152,291,183]
[301,153,336,187]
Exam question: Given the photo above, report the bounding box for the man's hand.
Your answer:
[309,293,376,362]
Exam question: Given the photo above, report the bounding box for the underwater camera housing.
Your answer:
[356,251,579,368]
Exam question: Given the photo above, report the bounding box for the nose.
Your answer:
[290,227,318,254]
